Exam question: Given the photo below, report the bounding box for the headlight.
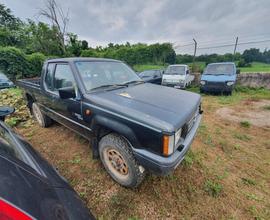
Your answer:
[200,80,206,85]
[227,81,234,86]
[163,135,174,156]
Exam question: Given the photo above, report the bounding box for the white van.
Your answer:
[162,64,194,89]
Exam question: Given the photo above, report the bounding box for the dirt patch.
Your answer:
[216,99,270,128]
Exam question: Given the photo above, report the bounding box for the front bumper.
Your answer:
[162,82,185,88]
[133,113,202,175]
[200,82,233,92]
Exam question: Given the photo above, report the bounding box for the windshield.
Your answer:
[0,73,8,80]
[75,61,142,91]
[165,66,185,75]
[204,64,235,75]
[140,70,158,77]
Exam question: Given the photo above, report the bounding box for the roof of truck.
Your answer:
[207,62,235,65]
[46,57,121,63]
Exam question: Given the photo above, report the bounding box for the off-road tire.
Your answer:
[99,133,145,188]
[32,102,52,128]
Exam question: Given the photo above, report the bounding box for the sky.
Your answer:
[2,0,270,55]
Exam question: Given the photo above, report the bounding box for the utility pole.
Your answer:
[192,38,197,72]
[233,36,239,60]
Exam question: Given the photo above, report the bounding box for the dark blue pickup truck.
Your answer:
[17,58,202,188]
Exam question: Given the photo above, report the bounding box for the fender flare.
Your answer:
[91,115,141,148]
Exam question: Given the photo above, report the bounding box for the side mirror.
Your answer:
[0,106,15,121]
[236,69,240,74]
[58,87,76,99]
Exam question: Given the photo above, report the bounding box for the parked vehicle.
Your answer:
[0,106,95,220]
[18,57,203,188]
[200,62,239,95]
[139,69,163,84]
[162,64,194,89]
[0,72,14,89]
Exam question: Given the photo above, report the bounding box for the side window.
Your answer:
[44,63,55,91]
[54,64,75,90]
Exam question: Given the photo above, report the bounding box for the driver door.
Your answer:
[50,63,87,137]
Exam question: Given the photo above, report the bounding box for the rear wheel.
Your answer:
[99,133,145,188]
[32,102,52,127]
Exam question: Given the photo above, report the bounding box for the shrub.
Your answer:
[204,180,223,197]
[0,47,47,79]
[0,46,30,79]
[240,121,251,128]
[26,52,46,77]
[238,58,251,67]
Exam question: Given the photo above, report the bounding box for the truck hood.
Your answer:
[201,74,236,82]
[163,74,186,82]
[84,83,201,132]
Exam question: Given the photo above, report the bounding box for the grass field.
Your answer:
[134,62,270,73]
[133,64,165,72]
[239,62,270,73]
[1,87,270,219]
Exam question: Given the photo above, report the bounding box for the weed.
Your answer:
[233,144,241,150]
[6,117,20,127]
[183,150,204,167]
[204,180,223,197]
[203,134,214,147]
[241,177,256,186]
[217,170,229,180]
[183,151,195,167]
[263,105,270,110]
[219,140,231,154]
[198,123,207,135]
[233,133,251,141]
[247,206,263,220]
[245,193,262,202]
[240,121,251,128]
[69,155,81,164]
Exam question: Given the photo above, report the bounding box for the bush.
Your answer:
[238,58,251,67]
[0,47,47,79]
[0,46,30,79]
[80,49,102,58]
[26,52,46,77]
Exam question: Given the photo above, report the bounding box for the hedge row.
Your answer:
[0,47,46,80]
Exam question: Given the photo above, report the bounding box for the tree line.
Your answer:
[1,2,270,79]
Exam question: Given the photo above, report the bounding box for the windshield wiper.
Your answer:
[91,84,128,91]
[122,80,144,86]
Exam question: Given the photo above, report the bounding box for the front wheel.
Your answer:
[32,102,52,127]
[99,133,145,188]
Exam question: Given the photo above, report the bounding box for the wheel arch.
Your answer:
[91,115,140,158]
[25,93,36,113]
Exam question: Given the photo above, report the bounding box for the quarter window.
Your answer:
[54,64,75,90]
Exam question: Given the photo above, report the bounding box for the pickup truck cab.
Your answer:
[17,58,202,188]
[200,62,239,95]
[162,64,194,89]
